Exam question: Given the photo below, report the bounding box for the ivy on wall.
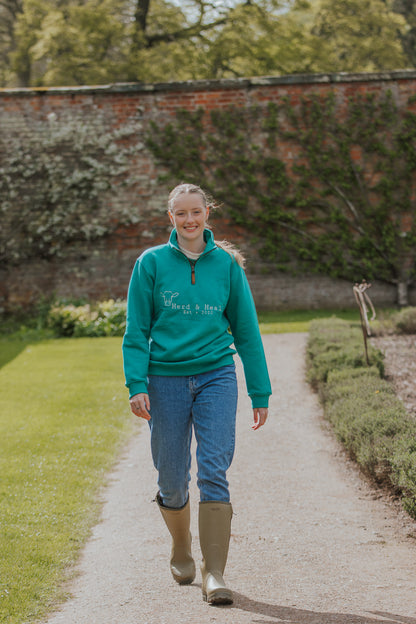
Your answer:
[0,113,141,266]
[278,91,416,306]
[1,89,415,307]
[146,91,416,305]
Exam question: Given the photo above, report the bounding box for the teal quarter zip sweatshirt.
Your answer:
[122,229,271,408]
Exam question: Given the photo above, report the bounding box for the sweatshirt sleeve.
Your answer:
[122,256,154,398]
[225,259,272,409]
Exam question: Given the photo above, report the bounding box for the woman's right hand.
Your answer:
[129,393,151,420]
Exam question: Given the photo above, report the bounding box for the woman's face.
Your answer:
[169,192,209,247]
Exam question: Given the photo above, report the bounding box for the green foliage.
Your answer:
[195,1,320,79]
[306,318,385,383]
[0,337,133,623]
[5,0,288,87]
[146,91,416,304]
[0,114,139,266]
[307,318,416,520]
[277,91,416,296]
[370,306,416,335]
[6,0,45,86]
[21,0,129,86]
[47,299,127,337]
[393,0,416,67]
[147,104,295,266]
[1,0,414,88]
[310,0,407,72]
[392,306,416,333]
[206,0,409,78]
[389,434,416,517]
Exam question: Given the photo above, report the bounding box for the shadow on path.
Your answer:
[229,592,416,624]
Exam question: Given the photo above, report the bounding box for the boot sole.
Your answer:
[203,589,233,605]
[175,575,195,585]
[172,570,196,585]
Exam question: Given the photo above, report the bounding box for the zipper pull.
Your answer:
[191,263,196,285]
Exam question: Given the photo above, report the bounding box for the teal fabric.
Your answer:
[122,229,271,408]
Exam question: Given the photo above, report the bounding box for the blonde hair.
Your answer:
[213,239,246,269]
[168,183,245,268]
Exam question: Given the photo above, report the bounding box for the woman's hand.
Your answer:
[252,407,268,430]
[130,393,151,421]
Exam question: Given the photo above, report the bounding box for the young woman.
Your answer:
[122,183,271,605]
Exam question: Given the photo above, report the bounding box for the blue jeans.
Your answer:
[147,365,238,509]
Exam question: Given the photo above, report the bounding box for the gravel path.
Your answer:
[45,334,416,624]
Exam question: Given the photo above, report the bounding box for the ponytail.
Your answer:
[215,239,246,268]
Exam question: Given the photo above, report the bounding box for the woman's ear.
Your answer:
[206,205,210,221]
[168,210,175,226]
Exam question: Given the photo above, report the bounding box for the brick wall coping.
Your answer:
[2,69,416,97]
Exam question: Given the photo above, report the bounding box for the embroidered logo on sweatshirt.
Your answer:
[161,291,179,306]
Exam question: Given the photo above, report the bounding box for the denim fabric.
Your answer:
[147,365,238,508]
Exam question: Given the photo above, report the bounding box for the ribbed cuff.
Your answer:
[128,381,148,399]
[251,395,270,409]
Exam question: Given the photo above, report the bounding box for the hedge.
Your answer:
[47,299,126,337]
[307,318,416,519]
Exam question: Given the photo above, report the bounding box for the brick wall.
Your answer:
[1,70,416,311]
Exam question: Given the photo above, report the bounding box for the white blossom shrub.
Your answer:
[0,113,142,266]
[47,299,127,337]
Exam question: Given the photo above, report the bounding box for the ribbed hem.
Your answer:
[148,354,234,377]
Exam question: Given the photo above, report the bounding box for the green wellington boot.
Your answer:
[199,501,233,605]
[156,493,196,585]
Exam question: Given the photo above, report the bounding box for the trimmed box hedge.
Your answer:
[307,318,416,519]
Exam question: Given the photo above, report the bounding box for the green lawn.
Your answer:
[0,337,134,624]
[258,308,360,334]
[0,339,27,370]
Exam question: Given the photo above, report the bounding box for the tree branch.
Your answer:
[269,218,318,243]
[328,182,363,227]
[145,16,228,48]
[0,0,21,19]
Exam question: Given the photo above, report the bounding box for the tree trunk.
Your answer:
[132,0,150,49]
[397,280,409,308]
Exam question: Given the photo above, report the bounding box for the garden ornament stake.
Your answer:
[353,280,376,366]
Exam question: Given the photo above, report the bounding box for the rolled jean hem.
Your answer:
[156,491,189,510]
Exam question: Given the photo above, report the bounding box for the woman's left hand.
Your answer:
[252,407,268,430]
